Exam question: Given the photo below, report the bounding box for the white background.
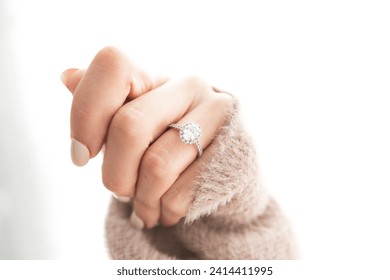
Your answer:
[0,0,389,266]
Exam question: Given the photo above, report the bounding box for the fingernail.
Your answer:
[129,211,144,230]
[71,139,90,166]
[112,193,131,203]
[60,68,78,85]
[60,71,67,84]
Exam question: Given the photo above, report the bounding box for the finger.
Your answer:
[101,77,209,199]
[134,92,233,228]
[70,46,166,166]
[60,68,86,94]
[158,142,217,226]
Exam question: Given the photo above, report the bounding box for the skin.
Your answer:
[61,47,233,229]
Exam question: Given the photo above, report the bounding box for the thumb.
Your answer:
[60,68,86,94]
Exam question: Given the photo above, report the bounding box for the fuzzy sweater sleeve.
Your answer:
[105,99,299,260]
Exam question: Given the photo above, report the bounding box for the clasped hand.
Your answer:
[61,47,232,229]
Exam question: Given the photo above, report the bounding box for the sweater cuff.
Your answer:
[184,98,269,225]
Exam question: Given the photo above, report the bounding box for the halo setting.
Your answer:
[168,122,203,157]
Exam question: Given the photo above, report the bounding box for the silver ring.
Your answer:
[169,122,203,157]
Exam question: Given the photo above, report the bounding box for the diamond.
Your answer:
[179,122,201,144]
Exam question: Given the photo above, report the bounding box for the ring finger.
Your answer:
[134,92,233,228]
[102,76,210,198]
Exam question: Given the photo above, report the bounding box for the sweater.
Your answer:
[105,99,299,259]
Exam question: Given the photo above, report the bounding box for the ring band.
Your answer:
[169,122,203,157]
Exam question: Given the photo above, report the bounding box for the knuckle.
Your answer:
[95,46,124,67]
[94,47,131,94]
[141,147,172,180]
[210,91,235,110]
[111,105,149,139]
[183,75,208,89]
[181,75,212,101]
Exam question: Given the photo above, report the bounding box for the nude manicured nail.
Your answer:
[71,139,90,166]
[60,68,78,85]
[112,193,131,203]
[60,71,67,84]
[129,212,144,230]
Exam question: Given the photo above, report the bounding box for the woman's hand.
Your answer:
[61,47,233,229]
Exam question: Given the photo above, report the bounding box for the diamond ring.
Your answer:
[168,122,203,157]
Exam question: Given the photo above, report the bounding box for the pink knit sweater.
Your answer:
[105,100,299,259]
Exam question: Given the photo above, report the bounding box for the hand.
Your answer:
[61,47,233,228]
